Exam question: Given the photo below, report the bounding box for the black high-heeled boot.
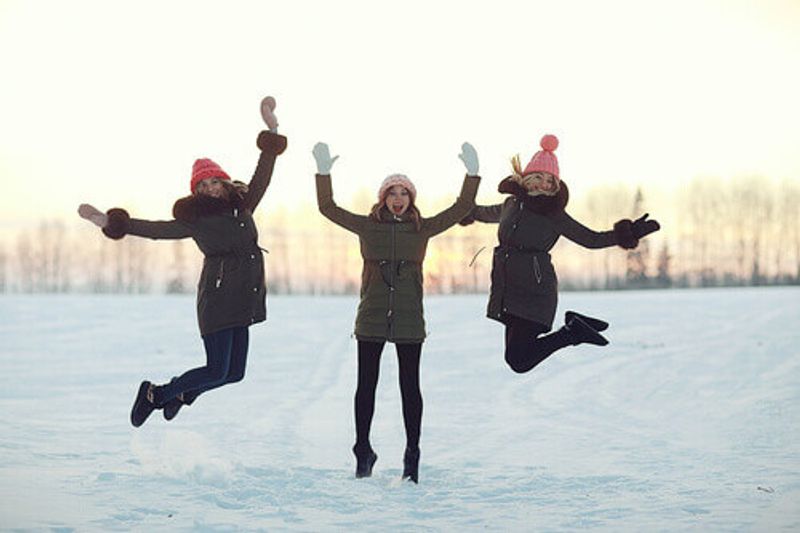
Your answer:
[353,444,378,478]
[402,447,420,484]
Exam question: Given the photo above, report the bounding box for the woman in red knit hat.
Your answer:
[78,97,286,427]
[461,134,660,374]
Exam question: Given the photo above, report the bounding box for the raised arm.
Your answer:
[422,142,481,237]
[241,96,287,212]
[243,130,287,212]
[313,142,368,234]
[423,175,481,237]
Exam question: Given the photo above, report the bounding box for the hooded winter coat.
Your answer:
[466,178,636,330]
[101,131,287,336]
[316,173,480,343]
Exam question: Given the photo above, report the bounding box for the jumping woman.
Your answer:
[461,134,660,374]
[78,97,287,427]
[313,141,481,483]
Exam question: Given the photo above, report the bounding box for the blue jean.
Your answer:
[154,326,249,406]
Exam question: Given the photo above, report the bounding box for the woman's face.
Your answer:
[384,185,411,216]
[195,177,228,199]
[523,172,558,194]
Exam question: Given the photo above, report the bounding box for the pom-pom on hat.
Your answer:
[190,158,232,193]
[523,134,560,178]
[378,173,417,203]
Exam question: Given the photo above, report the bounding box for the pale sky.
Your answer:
[1,0,799,231]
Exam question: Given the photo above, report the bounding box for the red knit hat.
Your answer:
[523,134,560,178]
[190,158,231,193]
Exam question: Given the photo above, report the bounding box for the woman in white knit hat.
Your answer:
[313,142,481,483]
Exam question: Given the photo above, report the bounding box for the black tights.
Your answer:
[354,340,422,452]
[504,316,571,374]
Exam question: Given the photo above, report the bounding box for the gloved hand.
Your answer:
[458,142,479,176]
[260,96,279,131]
[78,203,108,228]
[312,142,339,175]
[631,213,660,239]
[458,143,478,176]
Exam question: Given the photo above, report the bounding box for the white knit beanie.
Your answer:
[377,174,417,203]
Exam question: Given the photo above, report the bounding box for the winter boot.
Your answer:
[130,381,158,428]
[353,444,378,478]
[565,310,609,332]
[161,377,185,421]
[163,395,184,421]
[402,447,420,484]
[565,316,609,346]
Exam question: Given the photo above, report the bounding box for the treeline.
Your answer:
[2,176,798,294]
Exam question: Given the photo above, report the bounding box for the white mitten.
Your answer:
[260,96,279,131]
[458,142,479,176]
[312,142,339,175]
[78,203,108,228]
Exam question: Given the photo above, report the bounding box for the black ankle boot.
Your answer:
[130,381,158,428]
[353,444,378,478]
[163,396,184,421]
[565,310,609,332]
[402,447,420,484]
[162,377,184,421]
[565,316,609,346]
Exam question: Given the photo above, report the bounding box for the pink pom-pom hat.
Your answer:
[523,134,560,179]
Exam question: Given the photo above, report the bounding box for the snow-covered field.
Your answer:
[1,288,798,531]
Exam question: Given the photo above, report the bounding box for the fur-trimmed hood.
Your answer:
[497,176,570,215]
[172,191,246,223]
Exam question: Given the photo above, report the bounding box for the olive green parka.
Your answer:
[101,131,287,336]
[317,173,480,343]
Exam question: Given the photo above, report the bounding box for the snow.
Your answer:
[1,288,799,530]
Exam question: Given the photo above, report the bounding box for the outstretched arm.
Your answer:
[459,203,504,225]
[556,211,660,249]
[78,204,192,240]
[313,142,368,234]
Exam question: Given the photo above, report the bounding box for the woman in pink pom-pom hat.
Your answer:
[461,134,660,374]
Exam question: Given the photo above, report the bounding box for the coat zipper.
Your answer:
[533,256,542,284]
[215,259,225,288]
[388,218,397,340]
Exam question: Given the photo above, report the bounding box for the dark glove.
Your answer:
[257,130,288,155]
[631,213,660,239]
[102,208,131,240]
[497,176,527,197]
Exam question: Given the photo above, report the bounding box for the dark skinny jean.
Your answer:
[354,340,423,453]
[504,315,571,374]
[154,326,249,406]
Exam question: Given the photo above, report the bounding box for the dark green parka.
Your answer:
[101,131,287,336]
[317,173,481,343]
[466,179,634,330]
